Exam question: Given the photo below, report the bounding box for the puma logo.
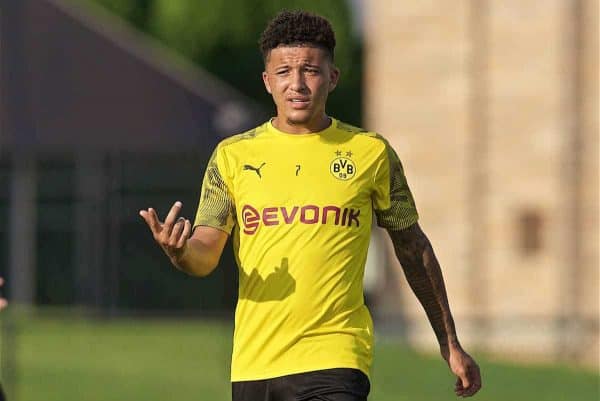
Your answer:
[243,162,266,178]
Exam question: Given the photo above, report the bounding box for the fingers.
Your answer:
[448,348,482,398]
[165,217,191,260]
[169,218,186,247]
[460,370,471,391]
[139,202,189,260]
[464,364,482,397]
[454,362,482,397]
[163,201,183,236]
[138,202,181,237]
[455,377,464,396]
[454,371,470,397]
[177,219,192,249]
[139,207,162,235]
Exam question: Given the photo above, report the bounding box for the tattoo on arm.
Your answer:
[387,223,458,347]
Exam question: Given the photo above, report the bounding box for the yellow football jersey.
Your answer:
[194,118,418,381]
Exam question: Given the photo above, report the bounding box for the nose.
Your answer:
[290,69,306,92]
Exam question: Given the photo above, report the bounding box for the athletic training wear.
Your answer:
[194,118,419,381]
[232,368,370,401]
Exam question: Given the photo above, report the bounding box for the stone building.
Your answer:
[364,0,598,366]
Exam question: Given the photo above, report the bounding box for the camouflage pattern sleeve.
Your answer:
[372,140,419,230]
[194,145,236,234]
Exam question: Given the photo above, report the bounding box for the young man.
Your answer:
[140,10,481,401]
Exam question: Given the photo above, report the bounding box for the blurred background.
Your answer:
[0,0,597,400]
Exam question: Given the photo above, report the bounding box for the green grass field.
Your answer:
[2,313,598,401]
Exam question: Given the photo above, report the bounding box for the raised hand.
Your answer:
[139,201,192,263]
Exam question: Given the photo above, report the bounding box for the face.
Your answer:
[262,45,340,133]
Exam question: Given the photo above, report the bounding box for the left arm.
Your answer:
[387,222,482,397]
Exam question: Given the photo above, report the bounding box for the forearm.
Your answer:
[387,223,459,348]
[170,238,220,277]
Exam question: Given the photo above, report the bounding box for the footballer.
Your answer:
[141,10,482,401]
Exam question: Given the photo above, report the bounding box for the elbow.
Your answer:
[192,265,216,278]
[188,257,220,278]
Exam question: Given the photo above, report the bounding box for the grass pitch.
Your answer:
[3,313,598,401]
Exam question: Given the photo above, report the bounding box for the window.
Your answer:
[518,209,544,255]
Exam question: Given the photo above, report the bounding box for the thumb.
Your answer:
[459,370,471,389]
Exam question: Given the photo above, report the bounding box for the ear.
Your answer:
[328,65,340,93]
[262,71,272,94]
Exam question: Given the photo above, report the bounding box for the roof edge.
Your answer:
[49,0,266,115]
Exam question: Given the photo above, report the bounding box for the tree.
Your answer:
[91,0,362,125]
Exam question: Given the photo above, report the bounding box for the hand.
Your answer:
[0,277,7,310]
[441,342,482,397]
[139,201,192,263]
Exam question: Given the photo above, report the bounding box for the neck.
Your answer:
[272,114,331,134]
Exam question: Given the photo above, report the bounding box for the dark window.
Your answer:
[518,209,544,255]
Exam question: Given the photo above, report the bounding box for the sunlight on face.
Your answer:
[262,46,339,134]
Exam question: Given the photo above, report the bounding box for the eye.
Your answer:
[275,69,289,76]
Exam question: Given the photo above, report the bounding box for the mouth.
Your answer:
[288,98,310,109]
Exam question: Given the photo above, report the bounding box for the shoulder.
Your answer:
[334,120,406,170]
[334,119,390,152]
[216,122,268,151]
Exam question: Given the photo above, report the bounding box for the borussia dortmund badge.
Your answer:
[330,150,356,181]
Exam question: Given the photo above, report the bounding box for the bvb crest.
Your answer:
[330,152,357,181]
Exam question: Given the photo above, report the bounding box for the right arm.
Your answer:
[141,144,234,277]
[175,226,228,276]
[139,202,229,277]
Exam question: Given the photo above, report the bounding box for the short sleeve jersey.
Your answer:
[194,118,418,381]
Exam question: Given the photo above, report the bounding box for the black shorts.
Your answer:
[232,368,370,401]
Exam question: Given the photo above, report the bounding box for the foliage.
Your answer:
[90,0,363,125]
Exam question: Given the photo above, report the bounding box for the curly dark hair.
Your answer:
[259,10,336,62]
